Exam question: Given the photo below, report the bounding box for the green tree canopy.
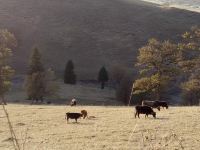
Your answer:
[134,38,179,100]
[178,26,200,105]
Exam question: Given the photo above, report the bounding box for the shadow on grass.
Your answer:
[66,121,95,125]
[156,117,169,120]
[134,117,169,120]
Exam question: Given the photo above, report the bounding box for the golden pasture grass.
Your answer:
[0,104,200,150]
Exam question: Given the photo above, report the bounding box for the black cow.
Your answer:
[65,112,83,122]
[142,100,160,111]
[156,101,168,109]
[135,105,156,118]
[142,100,169,111]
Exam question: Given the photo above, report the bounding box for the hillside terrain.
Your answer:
[6,81,119,105]
[1,105,200,149]
[0,0,200,79]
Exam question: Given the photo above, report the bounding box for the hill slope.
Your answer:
[0,0,200,79]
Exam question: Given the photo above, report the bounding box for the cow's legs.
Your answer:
[135,112,137,118]
[138,113,140,118]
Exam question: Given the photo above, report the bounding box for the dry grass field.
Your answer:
[1,104,200,150]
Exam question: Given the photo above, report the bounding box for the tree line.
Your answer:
[132,26,200,105]
[1,26,200,105]
[0,31,109,104]
[25,48,109,103]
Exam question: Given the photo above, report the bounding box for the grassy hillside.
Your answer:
[0,0,200,79]
[1,105,200,149]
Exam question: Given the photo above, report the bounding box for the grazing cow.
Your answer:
[142,100,161,111]
[156,101,168,109]
[70,98,77,106]
[47,101,51,104]
[65,112,83,122]
[135,105,156,118]
[81,110,88,119]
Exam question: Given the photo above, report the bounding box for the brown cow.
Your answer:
[81,110,88,119]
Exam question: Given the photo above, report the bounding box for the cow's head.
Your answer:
[157,107,160,111]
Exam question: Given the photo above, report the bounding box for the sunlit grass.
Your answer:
[0,105,200,149]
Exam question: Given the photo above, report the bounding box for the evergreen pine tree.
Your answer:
[25,48,46,103]
[64,60,76,84]
[98,66,109,89]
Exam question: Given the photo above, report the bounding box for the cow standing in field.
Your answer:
[135,105,156,118]
[156,101,168,109]
[65,112,83,122]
